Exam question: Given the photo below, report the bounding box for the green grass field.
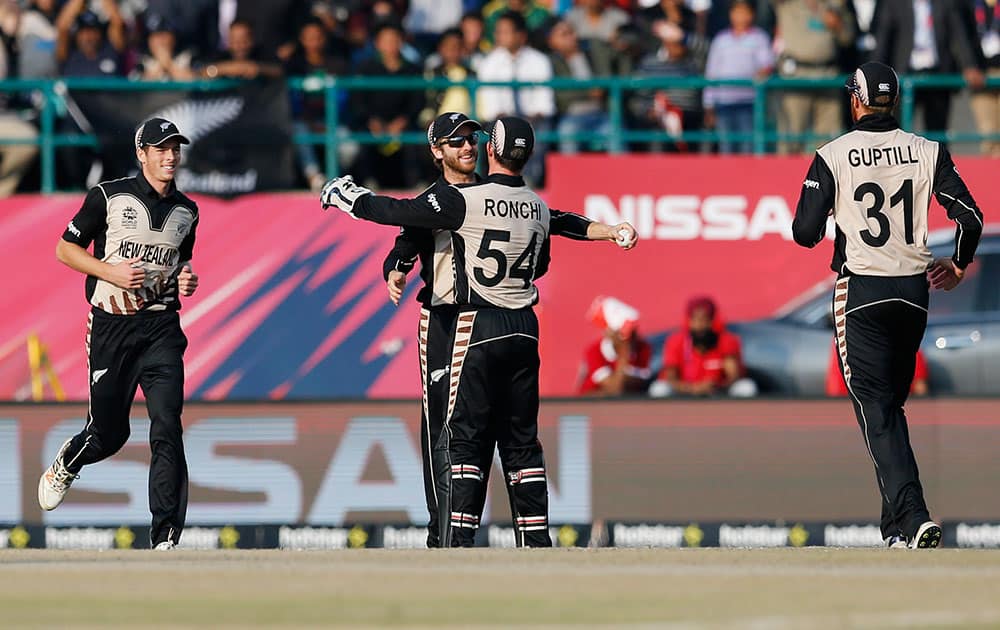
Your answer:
[2,548,999,628]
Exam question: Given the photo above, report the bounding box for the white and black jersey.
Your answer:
[383,175,594,308]
[358,173,550,310]
[792,114,983,276]
[62,173,199,314]
[792,110,984,546]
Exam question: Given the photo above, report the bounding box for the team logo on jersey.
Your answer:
[175,220,190,238]
[430,366,450,384]
[122,207,139,229]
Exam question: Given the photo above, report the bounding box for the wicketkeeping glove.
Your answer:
[320,175,372,217]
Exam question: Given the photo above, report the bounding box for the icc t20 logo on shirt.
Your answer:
[122,207,138,229]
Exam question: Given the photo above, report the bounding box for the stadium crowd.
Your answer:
[0,0,997,193]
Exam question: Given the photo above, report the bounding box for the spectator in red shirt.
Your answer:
[650,295,757,397]
[827,342,929,397]
[578,296,654,396]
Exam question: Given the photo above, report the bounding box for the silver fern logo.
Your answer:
[150,97,245,154]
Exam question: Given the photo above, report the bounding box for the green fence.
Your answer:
[1,74,998,193]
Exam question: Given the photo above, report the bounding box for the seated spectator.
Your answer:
[649,295,758,397]
[826,342,930,397]
[56,1,125,77]
[631,21,702,153]
[0,0,59,78]
[421,28,474,125]
[702,0,773,154]
[404,0,464,54]
[971,0,1000,157]
[348,1,424,67]
[200,20,284,80]
[637,0,707,64]
[350,20,423,189]
[477,10,554,185]
[230,0,313,62]
[459,11,488,72]
[483,0,552,44]
[0,45,38,196]
[565,0,630,45]
[547,19,611,154]
[133,14,196,81]
[286,17,350,191]
[578,296,653,396]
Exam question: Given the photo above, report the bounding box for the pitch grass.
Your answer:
[2,548,1000,629]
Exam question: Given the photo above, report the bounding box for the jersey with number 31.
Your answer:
[818,127,938,276]
[793,115,983,276]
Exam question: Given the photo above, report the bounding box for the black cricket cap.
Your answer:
[427,112,482,146]
[134,118,190,150]
[846,61,899,108]
[489,116,534,161]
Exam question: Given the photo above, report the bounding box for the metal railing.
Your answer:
[1,74,998,193]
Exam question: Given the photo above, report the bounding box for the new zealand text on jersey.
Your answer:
[848,145,918,167]
[117,240,179,267]
[484,198,543,219]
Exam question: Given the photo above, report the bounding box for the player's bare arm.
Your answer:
[587,221,638,249]
[56,240,145,290]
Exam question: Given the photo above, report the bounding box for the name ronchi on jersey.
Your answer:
[117,240,179,266]
[484,198,543,220]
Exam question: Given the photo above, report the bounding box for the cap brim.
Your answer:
[148,133,190,146]
[442,119,482,138]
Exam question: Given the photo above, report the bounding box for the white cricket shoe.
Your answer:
[153,541,176,551]
[884,535,907,549]
[38,439,78,511]
[909,521,942,549]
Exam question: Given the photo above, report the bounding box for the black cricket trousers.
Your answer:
[62,309,189,547]
[434,307,551,548]
[419,306,497,548]
[833,273,931,540]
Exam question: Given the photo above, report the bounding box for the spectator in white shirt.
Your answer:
[477,10,555,184]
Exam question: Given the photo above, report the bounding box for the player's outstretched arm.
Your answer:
[321,175,465,231]
[587,222,637,249]
[549,209,637,249]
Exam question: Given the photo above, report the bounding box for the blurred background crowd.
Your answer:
[0,0,997,194]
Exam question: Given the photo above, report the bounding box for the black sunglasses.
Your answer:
[439,131,480,148]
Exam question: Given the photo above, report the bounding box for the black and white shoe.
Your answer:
[38,439,78,511]
[909,521,942,549]
[884,535,907,549]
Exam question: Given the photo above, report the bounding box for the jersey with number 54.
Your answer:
[792,114,983,276]
[352,172,550,310]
